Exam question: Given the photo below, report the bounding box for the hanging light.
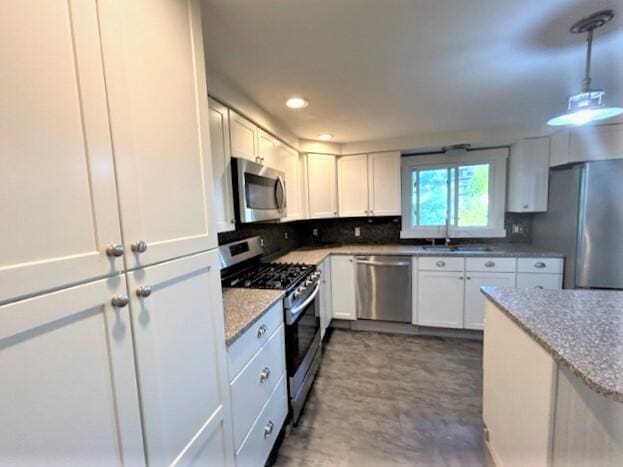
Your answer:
[547,10,623,126]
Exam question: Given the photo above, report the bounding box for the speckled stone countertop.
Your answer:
[222,288,284,346]
[275,243,563,265]
[482,286,623,403]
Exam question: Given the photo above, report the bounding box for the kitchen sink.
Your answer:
[422,245,492,252]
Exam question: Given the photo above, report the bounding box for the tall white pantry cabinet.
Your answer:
[0,2,233,466]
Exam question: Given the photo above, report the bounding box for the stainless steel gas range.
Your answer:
[218,236,322,425]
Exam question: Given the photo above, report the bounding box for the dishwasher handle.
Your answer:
[356,259,411,267]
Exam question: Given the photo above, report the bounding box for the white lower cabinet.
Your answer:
[0,275,145,466]
[127,250,234,467]
[318,257,333,337]
[330,256,357,320]
[417,271,465,328]
[517,273,563,290]
[464,272,516,330]
[226,304,287,466]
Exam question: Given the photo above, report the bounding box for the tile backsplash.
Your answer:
[218,213,532,259]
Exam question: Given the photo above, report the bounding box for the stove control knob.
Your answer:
[305,279,313,286]
[294,289,303,299]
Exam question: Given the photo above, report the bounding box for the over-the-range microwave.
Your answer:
[232,157,287,223]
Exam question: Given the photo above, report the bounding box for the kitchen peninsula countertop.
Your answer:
[222,288,284,346]
[275,243,563,265]
[482,286,623,403]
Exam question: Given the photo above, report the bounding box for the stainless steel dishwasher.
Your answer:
[355,256,412,322]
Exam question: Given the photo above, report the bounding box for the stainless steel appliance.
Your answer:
[355,255,412,322]
[218,237,322,424]
[532,159,623,289]
[232,157,286,223]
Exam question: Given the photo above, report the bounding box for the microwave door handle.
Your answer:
[275,176,286,209]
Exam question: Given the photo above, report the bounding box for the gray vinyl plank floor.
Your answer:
[274,329,485,467]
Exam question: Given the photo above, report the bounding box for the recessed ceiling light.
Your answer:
[318,133,333,141]
[286,97,309,109]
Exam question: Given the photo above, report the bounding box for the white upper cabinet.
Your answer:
[0,1,124,303]
[307,154,338,218]
[258,129,278,168]
[98,0,217,269]
[0,275,145,465]
[229,110,259,162]
[368,151,402,216]
[127,250,234,467]
[550,123,623,167]
[338,155,369,217]
[278,143,306,221]
[209,98,236,233]
[507,137,550,212]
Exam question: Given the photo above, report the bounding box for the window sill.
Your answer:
[400,228,507,239]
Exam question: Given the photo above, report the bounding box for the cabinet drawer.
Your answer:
[466,257,516,273]
[517,258,563,274]
[419,257,465,272]
[236,374,288,466]
[230,324,285,451]
[516,273,563,290]
[227,301,283,380]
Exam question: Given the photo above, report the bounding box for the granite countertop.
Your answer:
[222,288,284,346]
[275,243,563,265]
[482,286,623,403]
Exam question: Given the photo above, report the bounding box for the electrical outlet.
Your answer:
[260,237,265,247]
[512,224,524,234]
[284,232,288,240]
[313,228,319,237]
[354,227,361,237]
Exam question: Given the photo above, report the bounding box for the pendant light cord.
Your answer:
[583,29,593,92]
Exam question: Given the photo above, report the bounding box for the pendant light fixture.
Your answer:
[547,10,623,126]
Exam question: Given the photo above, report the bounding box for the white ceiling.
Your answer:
[202,0,623,144]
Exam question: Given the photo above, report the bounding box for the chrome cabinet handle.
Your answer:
[257,324,268,338]
[264,421,274,438]
[534,261,546,269]
[136,285,152,298]
[111,295,129,308]
[259,367,271,383]
[466,277,471,280]
[230,218,235,224]
[484,261,495,268]
[131,240,148,253]
[459,276,464,280]
[535,285,544,289]
[106,244,125,257]
[436,260,446,267]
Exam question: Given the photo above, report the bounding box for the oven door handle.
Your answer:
[287,284,320,325]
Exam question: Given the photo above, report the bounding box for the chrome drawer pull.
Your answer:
[111,295,129,308]
[136,285,152,298]
[436,260,446,267]
[484,261,495,268]
[259,367,271,383]
[106,244,124,257]
[534,261,546,269]
[257,324,268,338]
[264,421,274,438]
[131,240,148,253]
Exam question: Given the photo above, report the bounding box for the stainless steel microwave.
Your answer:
[232,157,287,223]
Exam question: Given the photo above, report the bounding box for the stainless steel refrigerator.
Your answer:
[532,159,623,290]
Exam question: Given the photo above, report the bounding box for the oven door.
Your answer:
[285,284,321,381]
[234,157,286,223]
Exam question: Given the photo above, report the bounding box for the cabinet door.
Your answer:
[570,123,623,163]
[338,155,369,217]
[330,256,356,320]
[368,151,401,216]
[258,130,278,168]
[0,276,144,465]
[507,138,550,212]
[317,258,333,337]
[127,250,234,467]
[417,271,464,328]
[464,272,516,330]
[516,273,562,290]
[209,99,236,233]
[229,110,258,162]
[279,144,305,222]
[98,0,217,269]
[307,154,338,218]
[0,1,123,303]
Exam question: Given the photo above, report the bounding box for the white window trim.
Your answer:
[400,148,508,239]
